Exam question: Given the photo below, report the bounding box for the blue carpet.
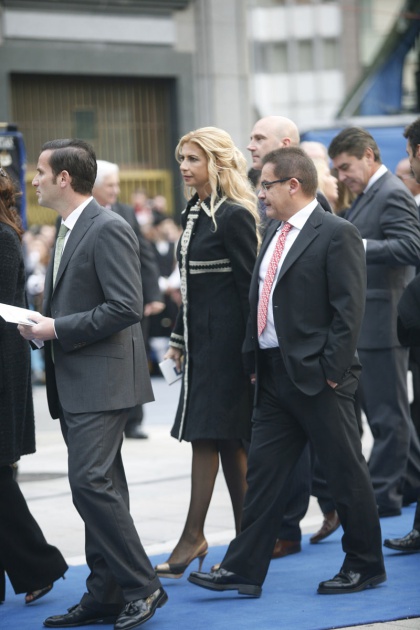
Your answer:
[1,505,419,630]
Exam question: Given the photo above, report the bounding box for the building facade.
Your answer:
[0,0,416,222]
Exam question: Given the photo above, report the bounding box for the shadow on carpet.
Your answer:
[2,505,419,630]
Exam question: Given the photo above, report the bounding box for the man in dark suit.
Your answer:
[188,147,385,597]
[382,117,420,553]
[18,140,167,629]
[247,115,311,558]
[329,127,420,517]
[247,115,337,556]
[93,160,164,439]
[395,156,420,440]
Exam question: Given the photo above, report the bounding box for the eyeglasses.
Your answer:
[260,177,302,191]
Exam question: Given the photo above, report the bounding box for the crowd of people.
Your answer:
[1,114,420,629]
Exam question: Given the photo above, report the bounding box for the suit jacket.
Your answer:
[43,199,154,418]
[111,202,162,305]
[345,170,420,349]
[397,272,420,347]
[244,205,366,396]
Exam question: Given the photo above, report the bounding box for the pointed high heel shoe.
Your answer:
[155,541,208,579]
[25,584,53,604]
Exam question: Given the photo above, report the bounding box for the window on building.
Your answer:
[298,40,314,72]
[322,38,339,70]
[254,42,288,73]
[268,42,288,72]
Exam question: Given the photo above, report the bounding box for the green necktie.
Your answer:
[53,223,70,286]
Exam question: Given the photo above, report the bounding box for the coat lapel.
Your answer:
[275,205,323,284]
[346,170,388,223]
[52,200,101,292]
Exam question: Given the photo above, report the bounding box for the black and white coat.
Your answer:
[169,194,257,442]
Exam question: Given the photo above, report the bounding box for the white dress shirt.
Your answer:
[53,196,93,338]
[59,196,93,251]
[258,198,318,349]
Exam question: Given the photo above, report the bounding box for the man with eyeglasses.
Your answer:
[247,116,336,561]
[188,147,385,597]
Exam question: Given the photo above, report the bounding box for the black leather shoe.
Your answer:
[188,568,262,597]
[114,588,168,630]
[44,604,118,627]
[318,569,387,594]
[384,528,420,552]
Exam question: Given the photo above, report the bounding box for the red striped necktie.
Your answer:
[258,221,292,337]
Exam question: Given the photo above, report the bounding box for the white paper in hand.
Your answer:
[159,358,183,385]
[0,302,37,325]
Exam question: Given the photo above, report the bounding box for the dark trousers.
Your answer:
[358,347,420,511]
[59,407,160,612]
[409,348,420,440]
[277,445,310,541]
[311,388,363,514]
[221,349,384,586]
[0,465,67,601]
[414,498,420,530]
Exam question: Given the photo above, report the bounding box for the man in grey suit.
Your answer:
[188,147,385,597]
[329,127,420,517]
[18,139,167,629]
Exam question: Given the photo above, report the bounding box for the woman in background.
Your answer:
[155,127,259,578]
[0,168,67,604]
[312,157,339,212]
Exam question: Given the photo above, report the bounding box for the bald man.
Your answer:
[300,141,329,164]
[247,116,300,170]
[248,117,331,230]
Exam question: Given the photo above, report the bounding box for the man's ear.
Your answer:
[289,177,300,193]
[364,147,375,163]
[415,144,420,160]
[58,170,71,188]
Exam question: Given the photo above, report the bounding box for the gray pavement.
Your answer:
[17,376,419,630]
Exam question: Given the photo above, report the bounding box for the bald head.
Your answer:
[300,141,329,165]
[247,116,300,170]
[395,157,420,197]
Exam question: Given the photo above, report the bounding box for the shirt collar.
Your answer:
[283,198,318,231]
[364,164,387,193]
[62,196,93,230]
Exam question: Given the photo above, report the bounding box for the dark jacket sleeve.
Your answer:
[397,273,420,346]
[111,202,163,304]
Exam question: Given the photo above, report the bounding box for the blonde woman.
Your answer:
[155,127,259,578]
[312,158,339,212]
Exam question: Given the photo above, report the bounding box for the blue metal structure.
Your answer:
[300,115,417,174]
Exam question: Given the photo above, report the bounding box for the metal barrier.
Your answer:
[25,169,174,226]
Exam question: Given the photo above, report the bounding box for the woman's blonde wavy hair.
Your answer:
[175,126,260,240]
